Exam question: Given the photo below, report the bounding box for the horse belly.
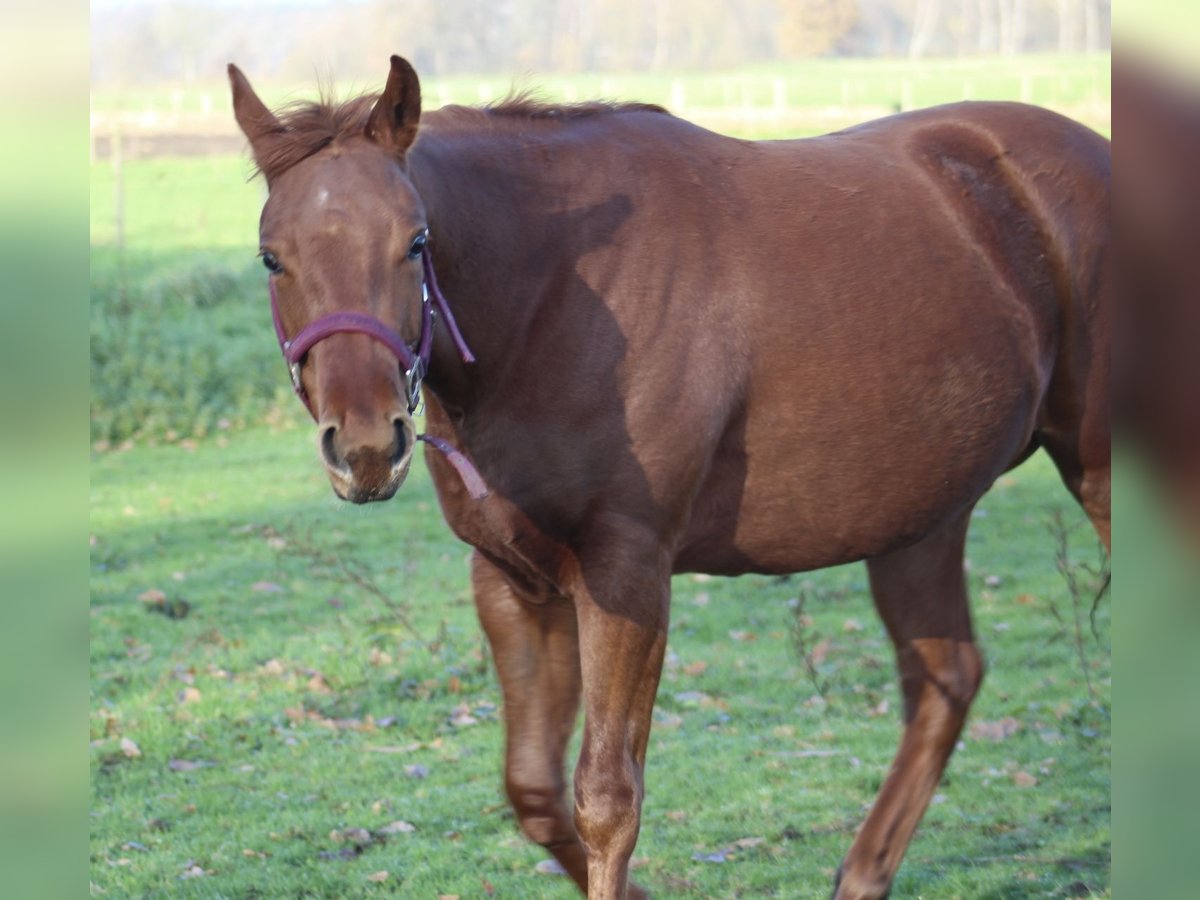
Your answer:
[675,288,1046,576]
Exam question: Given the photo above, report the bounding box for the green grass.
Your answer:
[90,432,1110,897]
[90,157,263,252]
[89,157,287,444]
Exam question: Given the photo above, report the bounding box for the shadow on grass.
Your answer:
[904,840,1110,899]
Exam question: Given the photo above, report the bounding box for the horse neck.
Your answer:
[407,122,587,413]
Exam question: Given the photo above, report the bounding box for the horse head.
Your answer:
[229,56,441,503]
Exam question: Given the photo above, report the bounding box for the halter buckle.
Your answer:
[404,358,425,412]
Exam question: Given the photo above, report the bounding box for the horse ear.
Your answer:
[228,63,284,168]
[365,55,421,155]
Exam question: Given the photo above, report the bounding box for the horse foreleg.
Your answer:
[833,511,984,900]
[471,553,592,893]
[569,531,668,900]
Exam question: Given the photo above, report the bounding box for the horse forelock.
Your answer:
[254,93,379,182]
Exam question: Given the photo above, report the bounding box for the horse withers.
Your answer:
[229,55,1110,899]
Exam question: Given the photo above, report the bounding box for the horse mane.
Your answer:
[253,90,670,181]
[483,92,669,121]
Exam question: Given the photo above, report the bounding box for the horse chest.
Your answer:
[439,488,575,604]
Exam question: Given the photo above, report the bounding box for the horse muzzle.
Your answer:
[317,411,417,503]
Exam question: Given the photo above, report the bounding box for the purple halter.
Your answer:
[269,238,488,499]
[270,239,474,416]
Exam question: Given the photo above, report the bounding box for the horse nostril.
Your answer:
[320,424,345,471]
[392,418,409,465]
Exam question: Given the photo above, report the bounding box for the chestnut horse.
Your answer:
[229,56,1110,899]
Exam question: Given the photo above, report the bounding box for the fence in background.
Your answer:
[90,61,1111,162]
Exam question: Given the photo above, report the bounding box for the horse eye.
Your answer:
[261,251,283,274]
[407,232,428,260]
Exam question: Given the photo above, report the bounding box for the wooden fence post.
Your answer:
[113,122,124,252]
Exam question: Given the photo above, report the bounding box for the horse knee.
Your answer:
[573,755,641,853]
[899,638,984,723]
[506,779,571,847]
[947,640,984,707]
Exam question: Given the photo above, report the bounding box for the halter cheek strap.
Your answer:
[268,242,488,500]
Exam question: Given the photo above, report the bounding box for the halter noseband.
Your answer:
[268,237,488,499]
[269,237,474,417]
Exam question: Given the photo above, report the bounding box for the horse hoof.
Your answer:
[830,864,891,900]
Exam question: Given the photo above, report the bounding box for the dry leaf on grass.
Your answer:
[732,836,766,849]
[810,639,831,666]
[969,717,1022,742]
[305,674,332,694]
[368,647,393,666]
[694,836,767,863]
[378,820,415,834]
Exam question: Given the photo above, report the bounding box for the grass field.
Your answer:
[90,431,1110,898]
[91,55,1111,897]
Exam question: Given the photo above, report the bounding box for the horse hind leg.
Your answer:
[833,511,983,900]
[1038,414,1111,554]
[1037,258,1112,553]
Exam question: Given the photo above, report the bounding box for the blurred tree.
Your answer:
[1054,0,1111,53]
[907,0,938,57]
[777,0,860,57]
[89,0,1109,88]
[997,0,1027,55]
